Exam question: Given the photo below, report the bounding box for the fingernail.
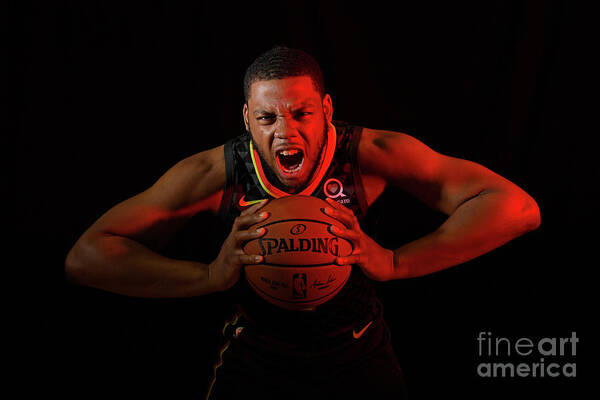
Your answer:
[254,255,263,262]
[259,212,268,218]
[255,228,265,235]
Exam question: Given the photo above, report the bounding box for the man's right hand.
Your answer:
[208,200,270,291]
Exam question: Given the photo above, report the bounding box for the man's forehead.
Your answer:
[248,76,321,107]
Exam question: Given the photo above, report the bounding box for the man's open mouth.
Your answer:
[276,149,305,175]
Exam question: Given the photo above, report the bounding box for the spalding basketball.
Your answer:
[243,195,352,311]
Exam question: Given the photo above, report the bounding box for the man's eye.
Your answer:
[257,115,275,121]
[297,112,312,118]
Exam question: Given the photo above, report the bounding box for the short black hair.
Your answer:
[243,46,325,102]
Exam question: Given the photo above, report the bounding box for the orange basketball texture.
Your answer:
[243,195,352,311]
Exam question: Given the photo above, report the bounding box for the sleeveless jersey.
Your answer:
[218,120,380,345]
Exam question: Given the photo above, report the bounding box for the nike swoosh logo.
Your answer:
[239,195,267,207]
[352,320,373,339]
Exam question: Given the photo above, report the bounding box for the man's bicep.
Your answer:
[359,128,504,215]
[431,156,516,215]
[148,145,226,215]
[82,146,226,250]
[359,128,446,210]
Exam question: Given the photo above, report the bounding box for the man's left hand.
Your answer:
[322,198,395,281]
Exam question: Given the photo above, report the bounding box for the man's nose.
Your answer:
[274,115,300,140]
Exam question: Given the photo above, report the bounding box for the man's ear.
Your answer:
[322,94,333,123]
[243,102,249,131]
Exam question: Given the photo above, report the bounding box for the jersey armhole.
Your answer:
[218,138,236,220]
[350,126,369,219]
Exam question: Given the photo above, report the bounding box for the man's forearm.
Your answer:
[65,234,218,298]
[390,189,540,279]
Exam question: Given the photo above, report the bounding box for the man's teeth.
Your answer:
[276,149,304,174]
[280,149,300,156]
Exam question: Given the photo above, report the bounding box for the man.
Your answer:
[65,46,540,399]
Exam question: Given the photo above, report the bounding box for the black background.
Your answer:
[14,1,592,398]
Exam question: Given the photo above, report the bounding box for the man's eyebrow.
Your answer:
[253,109,274,116]
[295,101,316,108]
[253,102,317,116]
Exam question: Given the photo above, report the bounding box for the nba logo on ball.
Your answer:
[292,273,307,299]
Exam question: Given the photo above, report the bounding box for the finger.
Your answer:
[323,198,357,226]
[322,205,355,229]
[328,224,360,243]
[235,209,270,230]
[240,199,269,217]
[335,254,364,266]
[237,253,264,265]
[234,227,267,245]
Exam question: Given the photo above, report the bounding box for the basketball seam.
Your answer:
[257,218,334,228]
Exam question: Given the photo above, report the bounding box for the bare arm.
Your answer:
[353,128,541,280]
[65,146,228,297]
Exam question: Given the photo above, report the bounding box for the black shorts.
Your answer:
[205,307,408,400]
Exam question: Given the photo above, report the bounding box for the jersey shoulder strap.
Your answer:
[311,120,368,219]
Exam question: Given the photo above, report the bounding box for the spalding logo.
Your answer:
[258,237,340,256]
[290,224,307,235]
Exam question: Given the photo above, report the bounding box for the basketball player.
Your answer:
[65,46,541,399]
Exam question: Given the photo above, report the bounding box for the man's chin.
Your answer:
[277,174,306,192]
[275,166,309,192]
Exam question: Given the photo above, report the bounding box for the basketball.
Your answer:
[243,195,353,311]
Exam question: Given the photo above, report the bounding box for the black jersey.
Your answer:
[218,120,381,348]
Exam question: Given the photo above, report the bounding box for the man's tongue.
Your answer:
[276,149,304,173]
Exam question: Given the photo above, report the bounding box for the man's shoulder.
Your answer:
[357,127,417,153]
[355,126,422,179]
[154,145,226,202]
[176,145,225,175]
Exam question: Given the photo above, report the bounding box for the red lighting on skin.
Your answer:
[103,190,223,240]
